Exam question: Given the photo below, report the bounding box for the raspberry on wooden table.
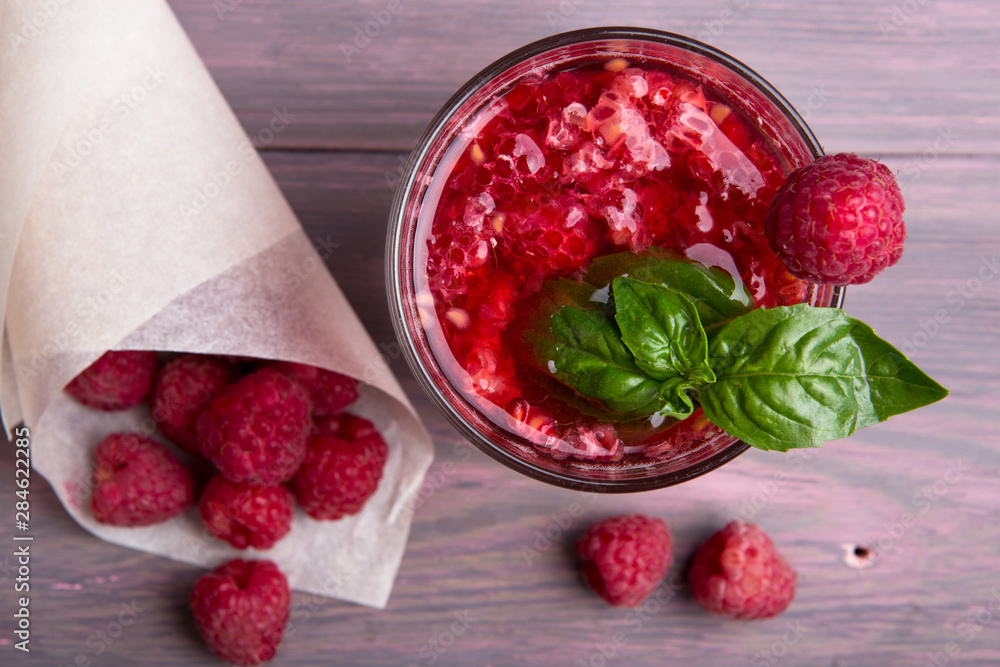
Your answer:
[688,520,797,620]
[64,350,159,411]
[90,433,195,526]
[577,514,673,607]
[190,559,290,666]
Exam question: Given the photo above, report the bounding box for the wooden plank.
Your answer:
[167,0,1000,154]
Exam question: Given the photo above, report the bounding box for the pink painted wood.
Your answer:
[2,1,998,665]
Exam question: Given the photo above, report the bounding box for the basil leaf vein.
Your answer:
[700,305,948,451]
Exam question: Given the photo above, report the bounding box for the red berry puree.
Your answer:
[413,57,812,468]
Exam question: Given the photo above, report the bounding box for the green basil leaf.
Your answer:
[850,322,950,427]
[700,306,866,451]
[611,276,716,387]
[515,278,652,421]
[584,248,750,331]
[548,306,665,416]
[700,305,949,451]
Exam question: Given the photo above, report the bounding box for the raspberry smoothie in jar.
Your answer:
[388,29,842,491]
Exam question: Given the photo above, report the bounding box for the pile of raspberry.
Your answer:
[65,350,388,665]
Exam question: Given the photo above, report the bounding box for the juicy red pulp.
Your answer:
[418,59,809,464]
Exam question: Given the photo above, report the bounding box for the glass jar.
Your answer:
[387,28,843,492]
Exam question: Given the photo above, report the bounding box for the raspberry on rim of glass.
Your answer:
[763,152,907,286]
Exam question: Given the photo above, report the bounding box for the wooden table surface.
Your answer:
[3,1,999,665]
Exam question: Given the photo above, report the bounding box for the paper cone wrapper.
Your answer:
[0,0,433,609]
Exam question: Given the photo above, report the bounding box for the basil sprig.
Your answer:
[523,252,949,451]
[612,277,716,418]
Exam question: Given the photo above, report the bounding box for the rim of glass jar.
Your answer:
[387,27,845,493]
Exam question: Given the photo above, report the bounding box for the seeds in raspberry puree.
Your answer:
[413,57,818,468]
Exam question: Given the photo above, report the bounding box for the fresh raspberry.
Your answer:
[292,420,388,521]
[151,354,235,455]
[763,153,906,285]
[64,350,158,411]
[90,433,195,526]
[267,361,359,416]
[197,369,312,486]
[199,475,293,551]
[688,520,797,620]
[577,514,672,607]
[190,559,290,666]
